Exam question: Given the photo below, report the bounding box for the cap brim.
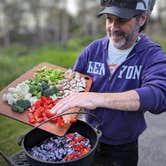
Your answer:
[98,6,143,19]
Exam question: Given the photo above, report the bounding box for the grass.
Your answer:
[0,117,30,155]
[0,45,82,90]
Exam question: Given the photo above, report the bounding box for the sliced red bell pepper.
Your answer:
[28,112,36,124]
[70,117,77,123]
[57,116,64,126]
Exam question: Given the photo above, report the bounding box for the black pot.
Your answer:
[18,112,102,166]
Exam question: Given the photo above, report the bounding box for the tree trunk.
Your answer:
[3,32,10,47]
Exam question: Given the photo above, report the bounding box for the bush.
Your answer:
[66,36,95,49]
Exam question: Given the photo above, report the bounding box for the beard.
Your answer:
[107,24,140,49]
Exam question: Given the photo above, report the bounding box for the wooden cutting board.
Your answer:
[0,62,92,136]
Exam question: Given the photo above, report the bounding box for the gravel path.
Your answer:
[139,112,166,166]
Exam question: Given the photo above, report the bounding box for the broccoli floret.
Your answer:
[41,81,49,90]
[16,99,31,110]
[11,103,24,113]
[11,99,31,113]
[42,86,58,97]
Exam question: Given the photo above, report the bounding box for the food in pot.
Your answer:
[28,132,91,162]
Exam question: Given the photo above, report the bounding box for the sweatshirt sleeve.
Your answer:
[136,51,166,114]
[73,38,103,73]
[73,46,89,74]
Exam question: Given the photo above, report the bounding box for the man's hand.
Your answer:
[50,90,140,115]
[50,92,98,114]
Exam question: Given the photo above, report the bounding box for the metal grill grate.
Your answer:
[9,151,32,166]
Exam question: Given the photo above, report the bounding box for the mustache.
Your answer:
[108,31,125,37]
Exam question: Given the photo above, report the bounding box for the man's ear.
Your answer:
[139,12,149,26]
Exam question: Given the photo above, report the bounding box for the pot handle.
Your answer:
[17,111,102,146]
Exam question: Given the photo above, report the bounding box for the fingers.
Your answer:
[50,100,69,114]
[50,92,89,115]
[50,94,76,114]
[63,114,72,124]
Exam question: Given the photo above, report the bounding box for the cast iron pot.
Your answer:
[18,112,102,166]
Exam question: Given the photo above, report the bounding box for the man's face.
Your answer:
[105,14,141,49]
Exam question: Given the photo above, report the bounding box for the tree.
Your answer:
[0,0,25,47]
[157,0,166,29]
[45,0,71,44]
[76,0,104,37]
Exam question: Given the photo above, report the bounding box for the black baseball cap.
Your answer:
[98,0,152,19]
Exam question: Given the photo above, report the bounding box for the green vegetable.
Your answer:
[42,86,58,97]
[27,79,43,98]
[16,99,31,110]
[27,67,64,98]
[41,81,49,90]
[11,103,24,113]
[35,66,65,83]
[11,99,31,113]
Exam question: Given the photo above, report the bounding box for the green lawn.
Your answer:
[0,44,82,165]
[0,45,82,89]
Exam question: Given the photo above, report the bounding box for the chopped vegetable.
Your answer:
[35,66,65,83]
[28,78,61,99]
[42,86,58,97]
[2,81,33,105]
[16,99,31,110]
[11,103,24,113]
[28,132,91,162]
[11,99,31,113]
[3,66,87,125]
[28,96,60,124]
[41,80,49,90]
[70,117,77,123]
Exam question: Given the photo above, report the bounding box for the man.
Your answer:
[51,0,166,165]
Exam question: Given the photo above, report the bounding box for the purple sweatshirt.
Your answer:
[73,34,166,145]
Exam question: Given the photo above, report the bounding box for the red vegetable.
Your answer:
[28,96,61,125]
[28,112,36,124]
[57,116,64,127]
[28,97,77,127]
[70,117,77,123]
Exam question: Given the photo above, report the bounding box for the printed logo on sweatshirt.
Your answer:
[118,65,142,80]
[87,61,105,75]
[109,64,118,75]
